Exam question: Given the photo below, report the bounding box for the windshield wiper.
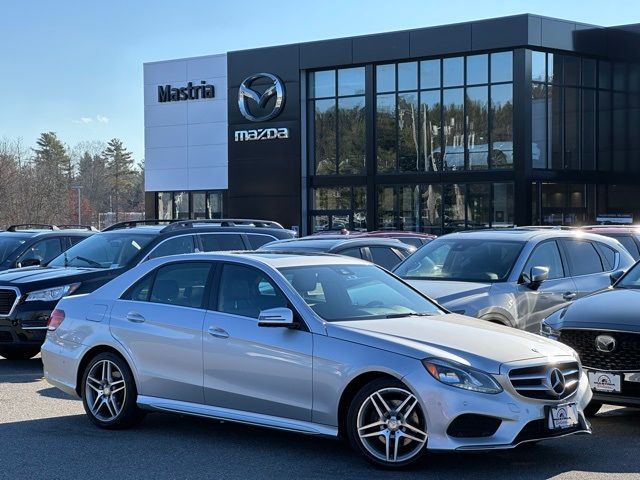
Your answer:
[68,256,103,268]
[385,312,434,319]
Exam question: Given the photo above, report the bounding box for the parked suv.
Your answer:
[0,219,294,359]
[0,224,95,271]
[393,228,634,331]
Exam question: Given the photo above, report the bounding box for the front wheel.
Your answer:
[81,352,145,429]
[346,378,428,468]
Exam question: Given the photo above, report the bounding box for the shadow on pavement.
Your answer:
[37,386,80,401]
[0,356,43,383]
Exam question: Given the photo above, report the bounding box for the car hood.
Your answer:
[328,314,574,374]
[0,266,119,293]
[553,288,640,333]
[405,279,492,305]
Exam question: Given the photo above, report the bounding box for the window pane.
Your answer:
[549,84,563,169]
[443,57,464,87]
[549,53,562,84]
[613,63,626,91]
[377,186,395,230]
[598,90,612,171]
[174,192,189,219]
[582,89,596,170]
[491,52,513,83]
[532,51,546,82]
[338,96,366,174]
[420,90,442,172]
[376,64,395,93]
[444,183,465,231]
[353,186,367,210]
[398,62,418,91]
[491,84,513,168]
[312,187,350,210]
[466,86,488,170]
[563,240,603,275]
[582,58,596,88]
[613,92,627,171]
[599,61,611,90]
[157,192,173,220]
[531,83,547,168]
[442,88,464,170]
[314,99,336,175]
[200,233,245,251]
[148,235,195,260]
[312,70,335,98]
[312,215,329,233]
[376,94,396,173]
[20,238,62,265]
[217,264,287,318]
[493,182,514,227]
[598,244,616,270]
[421,184,442,230]
[247,234,277,250]
[524,242,564,279]
[150,262,211,308]
[338,67,365,96]
[125,273,153,302]
[399,185,419,231]
[420,59,440,89]
[192,193,206,219]
[564,56,580,85]
[564,87,580,169]
[467,184,490,229]
[398,92,419,172]
[369,247,402,270]
[207,192,223,218]
[466,54,488,85]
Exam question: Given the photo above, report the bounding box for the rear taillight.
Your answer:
[47,309,65,331]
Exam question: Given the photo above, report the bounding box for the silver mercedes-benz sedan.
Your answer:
[42,252,592,468]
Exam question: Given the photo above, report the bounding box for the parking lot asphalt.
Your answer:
[1,357,639,480]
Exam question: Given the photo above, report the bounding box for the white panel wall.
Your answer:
[143,53,228,192]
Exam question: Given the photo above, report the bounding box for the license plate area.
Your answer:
[547,403,579,430]
[588,371,622,393]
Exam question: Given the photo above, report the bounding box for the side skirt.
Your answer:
[137,395,338,438]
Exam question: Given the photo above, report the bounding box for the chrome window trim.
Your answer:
[0,287,22,318]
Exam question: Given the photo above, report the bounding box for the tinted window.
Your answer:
[563,240,603,276]
[0,237,26,263]
[369,247,403,270]
[68,236,87,246]
[523,241,564,279]
[339,247,362,259]
[610,235,640,260]
[247,234,277,250]
[150,262,211,308]
[201,234,245,251]
[147,235,195,260]
[124,273,154,301]
[47,233,154,268]
[19,238,62,265]
[396,237,423,248]
[596,243,617,270]
[217,264,288,318]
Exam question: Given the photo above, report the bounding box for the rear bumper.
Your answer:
[41,334,86,398]
[585,367,640,407]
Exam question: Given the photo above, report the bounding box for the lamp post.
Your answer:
[71,185,83,225]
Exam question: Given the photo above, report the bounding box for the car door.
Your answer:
[560,239,611,298]
[109,261,212,404]
[202,262,313,421]
[515,240,577,331]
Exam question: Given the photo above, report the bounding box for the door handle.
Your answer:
[207,326,229,338]
[126,312,146,323]
[562,292,577,301]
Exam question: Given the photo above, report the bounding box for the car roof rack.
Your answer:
[6,224,59,232]
[160,219,285,233]
[102,219,177,232]
[57,224,99,231]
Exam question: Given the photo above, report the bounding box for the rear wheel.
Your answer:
[0,347,40,360]
[346,378,428,468]
[81,352,145,429]
[583,401,602,417]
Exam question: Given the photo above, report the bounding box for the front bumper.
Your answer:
[586,368,640,407]
[403,365,592,451]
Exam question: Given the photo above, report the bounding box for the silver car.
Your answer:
[42,252,591,468]
[394,229,635,332]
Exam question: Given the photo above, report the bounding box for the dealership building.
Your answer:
[143,14,640,235]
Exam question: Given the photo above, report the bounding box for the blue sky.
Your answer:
[1,0,639,162]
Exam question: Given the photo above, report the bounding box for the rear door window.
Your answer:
[338,247,363,259]
[200,234,245,251]
[147,235,196,260]
[246,234,277,250]
[369,247,403,270]
[595,243,617,270]
[562,240,604,276]
[611,235,640,260]
[149,262,212,308]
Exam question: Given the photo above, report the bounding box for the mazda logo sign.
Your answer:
[547,368,566,397]
[238,73,285,122]
[595,335,617,353]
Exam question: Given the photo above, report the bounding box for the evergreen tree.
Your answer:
[103,138,135,221]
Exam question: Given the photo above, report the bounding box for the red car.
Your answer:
[312,229,435,248]
[581,225,640,260]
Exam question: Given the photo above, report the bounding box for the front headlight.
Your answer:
[422,358,503,394]
[539,321,561,340]
[26,283,80,302]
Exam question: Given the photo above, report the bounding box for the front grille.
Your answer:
[0,289,17,316]
[513,418,583,444]
[560,329,640,372]
[447,414,502,438]
[0,331,12,343]
[509,361,580,400]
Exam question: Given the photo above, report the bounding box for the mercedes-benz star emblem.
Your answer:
[595,335,617,353]
[547,368,566,396]
[238,72,285,122]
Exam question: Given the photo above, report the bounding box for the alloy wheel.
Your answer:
[356,387,428,463]
[85,359,127,422]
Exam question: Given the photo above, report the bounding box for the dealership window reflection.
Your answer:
[155,191,224,220]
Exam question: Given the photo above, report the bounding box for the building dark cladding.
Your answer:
[150,14,640,235]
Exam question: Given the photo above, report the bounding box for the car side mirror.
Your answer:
[18,258,41,268]
[522,266,549,290]
[258,307,297,328]
[610,269,624,285]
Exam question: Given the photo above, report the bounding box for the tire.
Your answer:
[346,378,428,468]
[81,352,145,429]
[0,347,40,360]
[583,401,602,418]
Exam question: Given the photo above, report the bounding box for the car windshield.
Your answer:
[278,264,442,321]
[394,238,524,282]
[0,237,26,263]
[47,232,155,269]
[615,262,640,289]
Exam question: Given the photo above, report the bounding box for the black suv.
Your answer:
[0,224,95,271]
[0,219,294,359]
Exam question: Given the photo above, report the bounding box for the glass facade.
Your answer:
[155,191,224,220]
[309,186,366,232]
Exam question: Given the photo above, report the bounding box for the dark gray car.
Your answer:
[394,228,635,331]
